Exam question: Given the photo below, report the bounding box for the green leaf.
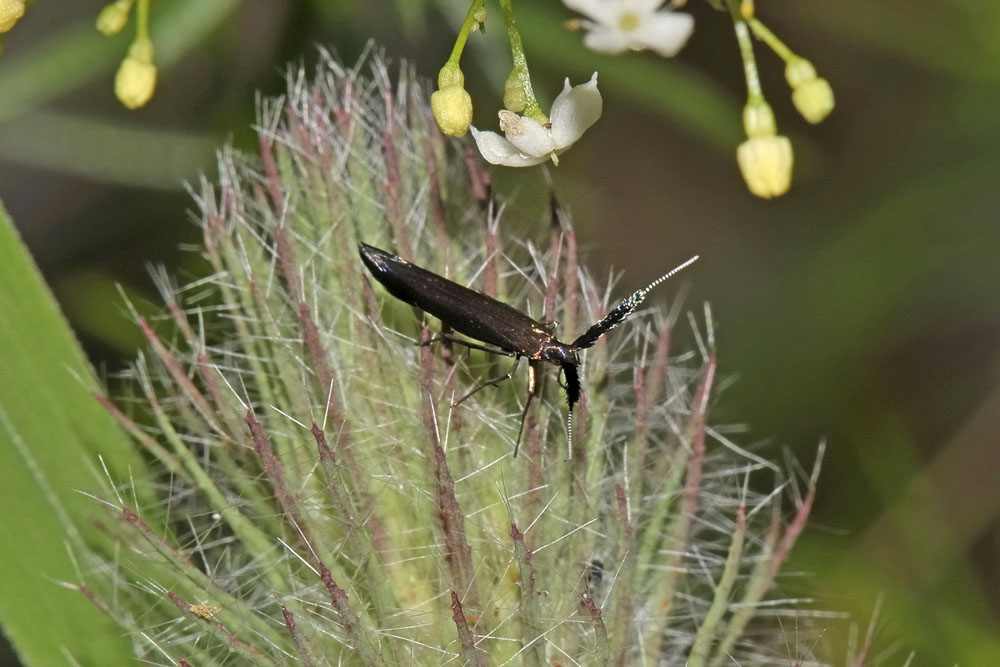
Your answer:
[0,110,216,190]
[0,203,138,665]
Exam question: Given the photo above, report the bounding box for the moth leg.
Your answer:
[452,356,521,407]
[421,333,514,357]
[513,363,542,458]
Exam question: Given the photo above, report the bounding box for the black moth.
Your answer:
[359,242,697,457]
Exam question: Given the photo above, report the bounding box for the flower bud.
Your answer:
[785,59,834,124]
[437,62,464,90]
[96,0,131,36]
[115,38,157,109]
[0,0,25,33]
[784,58,815,88]
[737,135,793,199]
[503,72,527,113]
[431,85,473,136]
[742,96,776,138]
[792,77,834,124]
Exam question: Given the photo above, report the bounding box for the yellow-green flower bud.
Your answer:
[742,96,776,138]
[737,135,793,199]
[784,57,816,88]
[115,38,157,109]
[437,62,464,90]
[0,0,25,33]
[792,77,834,124]
[96,0,131,36]
[431,85,473,137]
[503,73,527,113]
[786,59,834,124]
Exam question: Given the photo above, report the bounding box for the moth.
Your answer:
[359,242,697,456]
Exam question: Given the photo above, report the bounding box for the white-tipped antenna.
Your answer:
[566,409,574,461]
[571,255,700,351]
[643,255,699,294]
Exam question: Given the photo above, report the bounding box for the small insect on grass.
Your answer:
[359,242,697,458]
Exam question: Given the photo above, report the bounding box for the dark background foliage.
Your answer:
[1,0,998,663]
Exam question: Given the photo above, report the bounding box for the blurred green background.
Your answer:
[1,0,998,663]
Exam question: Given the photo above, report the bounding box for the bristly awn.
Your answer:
[359,242,697,458]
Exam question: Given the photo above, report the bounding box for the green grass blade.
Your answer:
[0,203,138,665]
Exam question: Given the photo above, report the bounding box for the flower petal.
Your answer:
[632,0,666,14]
[632,11,694,57]
[563,0,617,24]
[470,127,548,167]
[549,73,602,148]
[503,115,556,157]
[581,24,631,54]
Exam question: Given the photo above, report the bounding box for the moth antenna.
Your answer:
[641,255,699,293]
[571,255,699,350]
[566,408,574,461]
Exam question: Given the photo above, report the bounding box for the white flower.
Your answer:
[471,73,602,167]
[564,0,694,57]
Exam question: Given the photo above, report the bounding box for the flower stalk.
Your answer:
[749,18,835,123]
[431,0,484,136]
[733,19,793,197]
[448,0,487,66]
[498,0,546,124]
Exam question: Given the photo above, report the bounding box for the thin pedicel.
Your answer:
[358,242,698,457]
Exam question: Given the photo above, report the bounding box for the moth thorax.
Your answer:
[539,341,579,367]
